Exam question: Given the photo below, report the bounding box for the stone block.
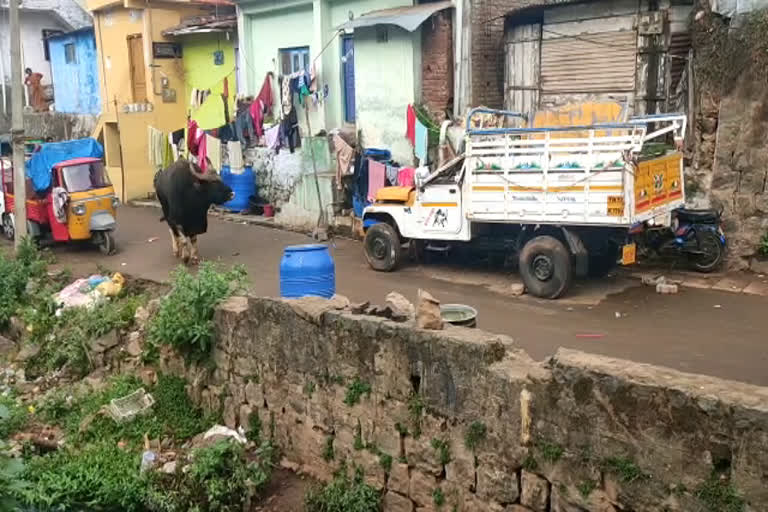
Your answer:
[656,283,679,294]
[388,462,410,495]
[476,453,520,504]
[520,471,549,511]
[383,491,415,512]
[244,379,263,407]
[505,506,535,512]
[409,470,437,507]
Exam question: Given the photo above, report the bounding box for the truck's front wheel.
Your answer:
[364,223,402,272]
[519,235,573,299]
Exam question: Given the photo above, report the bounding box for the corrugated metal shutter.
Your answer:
[541,30,637,93]
[669,32,691,92]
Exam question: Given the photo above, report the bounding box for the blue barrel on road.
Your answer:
[280,244,336,298]
[221,165,255,212]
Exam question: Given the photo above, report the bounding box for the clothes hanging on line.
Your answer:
[187,120,201,154]
[415,119,429,164]
[168,133,180,162]
[265,124,281,152]
[197,133,208,172]
[250,99,265,138]
[397,167,415,187]
[256,72,273,113]
[368,159,386,202]
[228,141,243,169]
[406,104,416,146]
[385,164,399,186]
[206,134,222,171]
[234,109,255,147]
[148,126,165,170]
[218,123,236,143]
[333,134,355,190]
[280,106,300,153]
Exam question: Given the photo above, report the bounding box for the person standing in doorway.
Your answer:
[24,68,47,112]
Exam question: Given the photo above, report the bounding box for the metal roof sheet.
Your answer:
[336,1,453,32]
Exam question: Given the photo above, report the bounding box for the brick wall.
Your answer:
[422,11,454,120]
[470,0,507,109]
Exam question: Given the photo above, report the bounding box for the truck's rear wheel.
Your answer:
[519,235,573,299]
[364,223,402,271]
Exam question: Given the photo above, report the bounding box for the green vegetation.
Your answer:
[0,441,28,511]
[577,479,597,499]
[0,395,28,439]
[537,439,564,463]
[304,470,381,512]
[522,453,538,471]
[432,487,445,507]
[695,473,745,512]
[378,453,393,473]
[601,456,650,483]
[464,421,487,451]
[304,380,316,397]
[407,393,425,438]
[343,378,372,406]
[323,436,335,462]
[0,238,48,328]
[353,422,364,451]
[759,232,768,257]
[39,374,217,446]
[147,263,247,360]
[431,438,451,466]
[246,410,262,444]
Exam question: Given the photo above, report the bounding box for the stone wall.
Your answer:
[163,296,768,511]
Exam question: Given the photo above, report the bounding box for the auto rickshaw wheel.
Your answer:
[2,214,14,241]
[94,231,116,255]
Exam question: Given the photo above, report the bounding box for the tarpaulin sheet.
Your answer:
[25,138,104,193]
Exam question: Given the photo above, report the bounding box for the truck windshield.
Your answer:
[62,162,111,192]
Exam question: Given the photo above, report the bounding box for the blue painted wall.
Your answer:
[49,29,101,115]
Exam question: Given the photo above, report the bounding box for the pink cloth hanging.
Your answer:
[397,167,415,187]
[368,160,386,202]
[197,132,208,171]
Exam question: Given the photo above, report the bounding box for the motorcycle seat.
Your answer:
[675,208,719,224]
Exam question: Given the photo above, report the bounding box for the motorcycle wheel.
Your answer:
[688,230,723,273]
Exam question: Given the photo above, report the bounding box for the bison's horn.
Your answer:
[187,161,208,181]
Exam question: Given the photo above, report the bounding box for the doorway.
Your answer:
[341,35,355,123]
[127,34,147,103]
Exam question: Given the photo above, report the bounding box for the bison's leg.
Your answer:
[178,233,191,263]
[189,236,199,265]
[168,227,180,258]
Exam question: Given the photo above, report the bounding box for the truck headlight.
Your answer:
[72,204,86,216]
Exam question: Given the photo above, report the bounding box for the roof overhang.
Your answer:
[335,1,453,33]
[162,14,237,36]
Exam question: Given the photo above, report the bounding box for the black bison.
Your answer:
[154,158,233,264]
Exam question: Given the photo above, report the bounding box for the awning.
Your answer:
[162,14,237,37]
[336,1,453,33]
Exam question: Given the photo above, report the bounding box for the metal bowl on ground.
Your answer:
[440,304,478,328]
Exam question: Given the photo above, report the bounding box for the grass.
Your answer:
[343,378,372,406]
[537,439,564,463]
[695,473,745,512]
[304,471,380,512]
[378,453,393,473]
[146,263,247,361]
[601,456,650,483]
[246,410,262,444]
[431,438,451,466]
[323,436,335,462]
[464,421,487,451]
[577,479,597,499]
[0,395,28,439]
[407,393,424,438]
[760,232,768,257]
[38,374,217,446]
[432,487,445,507]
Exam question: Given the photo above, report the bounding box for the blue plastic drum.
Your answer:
[221,165,255,212]
[280,244,336,298]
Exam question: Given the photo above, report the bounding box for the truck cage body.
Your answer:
[458,108,688,228]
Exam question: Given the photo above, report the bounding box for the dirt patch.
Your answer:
[255,469,314,512]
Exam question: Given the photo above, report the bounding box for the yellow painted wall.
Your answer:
[91,1,207,200]
[184,34,236,130]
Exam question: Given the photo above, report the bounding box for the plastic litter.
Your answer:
[203,425,247,445]
[106,388,155,423]
[55,275,107,311]
[140,450,157,473]
[96,273,125,297]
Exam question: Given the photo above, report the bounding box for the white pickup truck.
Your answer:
[362,108,688,299]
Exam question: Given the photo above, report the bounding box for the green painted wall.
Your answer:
[354,25,420,165]
[183,34,237,130]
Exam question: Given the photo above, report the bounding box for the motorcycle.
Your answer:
[630,208,726,272]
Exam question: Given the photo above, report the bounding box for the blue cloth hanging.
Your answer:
[415,119,428,163]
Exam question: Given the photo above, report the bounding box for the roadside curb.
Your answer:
[622,268,768,297]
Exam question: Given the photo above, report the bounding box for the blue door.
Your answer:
[342,36,355,123]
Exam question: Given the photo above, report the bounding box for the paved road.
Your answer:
[37,206,768,386]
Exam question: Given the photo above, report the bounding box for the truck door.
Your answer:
[417,183,463,236]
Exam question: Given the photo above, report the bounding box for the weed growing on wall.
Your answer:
[344,378,372,406]
[431,438,451,466]
[537,439,564,463]
[304,470,380,512]
[601,456,650,484]
[432,487,446,507]
[464,421,487,452]
[695,472,745,512]
[759,232,768,256]
[147,263,247,360]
